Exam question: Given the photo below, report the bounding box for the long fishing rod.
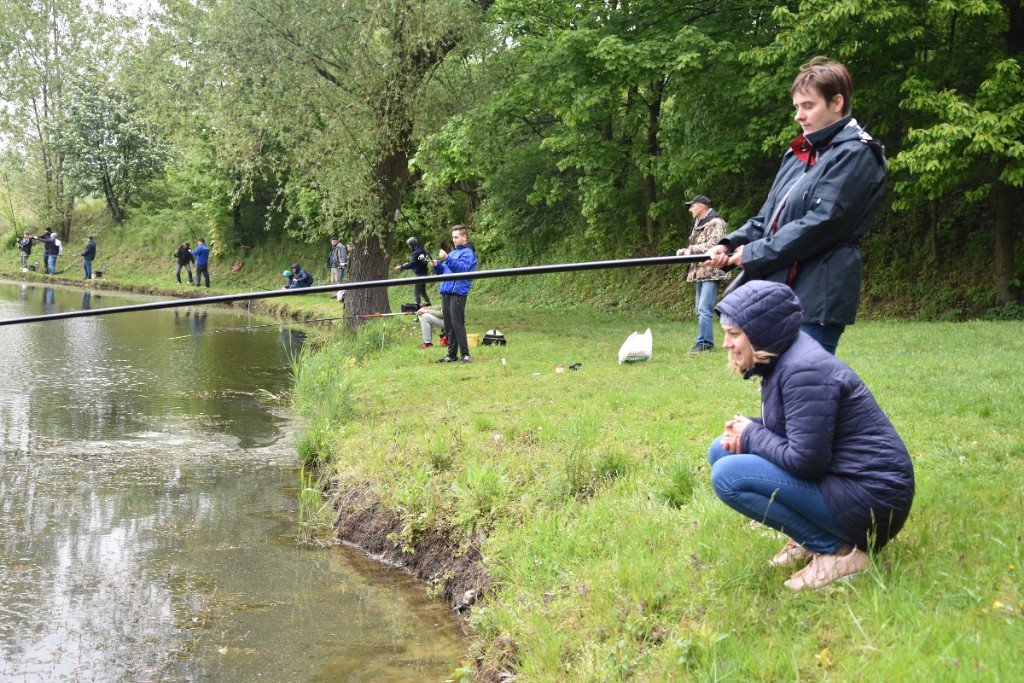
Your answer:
[0,254,712,327]
[53,256,82,275]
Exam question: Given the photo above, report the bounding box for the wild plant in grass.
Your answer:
[658,458,698,508]
[295,423,335,467]
[452,462,508,535]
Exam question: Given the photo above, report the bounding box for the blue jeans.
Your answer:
[83,259,93,280]
[694,280,719,347]
[801,323,845,355]
[176,263,193,283]
[707,436,849,553]
[46,254,57,274]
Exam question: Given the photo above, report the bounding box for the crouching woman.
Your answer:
[708,281,914,590]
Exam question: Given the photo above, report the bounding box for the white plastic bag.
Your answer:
[618,328,652,364]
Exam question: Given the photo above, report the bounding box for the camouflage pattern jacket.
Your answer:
[684,209,730,282]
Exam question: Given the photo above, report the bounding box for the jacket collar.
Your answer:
[789,115,854,165]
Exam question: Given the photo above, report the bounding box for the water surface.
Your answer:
[0,283,466,682]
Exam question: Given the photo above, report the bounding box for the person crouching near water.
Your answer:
[707,280,914,591]
[283,263,313,289]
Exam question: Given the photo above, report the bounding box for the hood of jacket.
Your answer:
[715,281,803,361]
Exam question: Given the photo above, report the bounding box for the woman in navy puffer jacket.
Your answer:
[708,280,914,591]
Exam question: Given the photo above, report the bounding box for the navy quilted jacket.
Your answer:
[716,281,915,550]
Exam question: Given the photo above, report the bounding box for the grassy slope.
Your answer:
[293,293,1023,681]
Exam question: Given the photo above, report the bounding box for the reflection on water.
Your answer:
[0,283,466,682]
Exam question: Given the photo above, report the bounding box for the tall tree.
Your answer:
[55,75,170,224]
[147,0,494,319]
[0,0,116,240]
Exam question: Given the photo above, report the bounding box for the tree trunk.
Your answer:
[345,140,408,324]
[642,78,666,247]
[992,179,1019,305]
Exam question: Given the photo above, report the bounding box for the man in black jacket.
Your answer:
[394,236,432,307]
[81,236,97,280]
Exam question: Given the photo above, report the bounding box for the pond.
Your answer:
[0,282,466,682]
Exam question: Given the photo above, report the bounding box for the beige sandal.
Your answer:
[784,545,870,591]
[769,539,812,568]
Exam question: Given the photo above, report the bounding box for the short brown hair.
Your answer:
[452,224,468,236]
[791,56,852,116]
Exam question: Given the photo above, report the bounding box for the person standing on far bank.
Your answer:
[36,229,59,274]
[81,235,96,280]
[433,225,476,364]
[174,242,194,284]
[192,238,210,288]
[394,236,432,307]
[328,236,348,284]
[676,194,729,354]
[18,231,33,270]
[705,56,886,355]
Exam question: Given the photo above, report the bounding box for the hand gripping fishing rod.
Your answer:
[0,254,716,327]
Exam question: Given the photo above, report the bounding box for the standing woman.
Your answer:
[707,281,914,590]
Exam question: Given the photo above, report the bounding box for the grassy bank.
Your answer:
[292,300,1023,681]
[9,214,1022,679]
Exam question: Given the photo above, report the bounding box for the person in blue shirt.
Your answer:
[192,238,211,288]
[432,225,476,364]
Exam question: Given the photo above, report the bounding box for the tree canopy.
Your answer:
[1,0,1020,311]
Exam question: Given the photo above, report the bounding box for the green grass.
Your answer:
[292,303,1024,681]
[8,205,1022,679]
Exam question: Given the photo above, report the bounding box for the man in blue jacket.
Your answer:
[433,225,477,364]
[192,238,211,288]
[705,57,886,354]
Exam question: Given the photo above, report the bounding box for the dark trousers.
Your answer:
[195,264,210,287]
[441,293,468,358]
[413,281,431,306]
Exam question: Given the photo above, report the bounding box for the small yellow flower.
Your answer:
[992,600,1005,610]
[815,647,834,668]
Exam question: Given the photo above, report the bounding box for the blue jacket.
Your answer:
[716,281,914,551]
[287,268,313,288]
[81,239,96,260]
[192,242,210,266]
[722,116,886,326]
[434,243,476,296]
[399,246,430,276]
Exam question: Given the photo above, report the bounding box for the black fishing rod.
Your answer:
[0,254,712,327]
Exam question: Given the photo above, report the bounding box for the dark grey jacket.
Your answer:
[716,281,914,551]
[722,116,886,326]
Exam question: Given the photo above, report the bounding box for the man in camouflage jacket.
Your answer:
[676,195,729,354]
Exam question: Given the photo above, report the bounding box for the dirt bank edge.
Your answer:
[331,481,491,609]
